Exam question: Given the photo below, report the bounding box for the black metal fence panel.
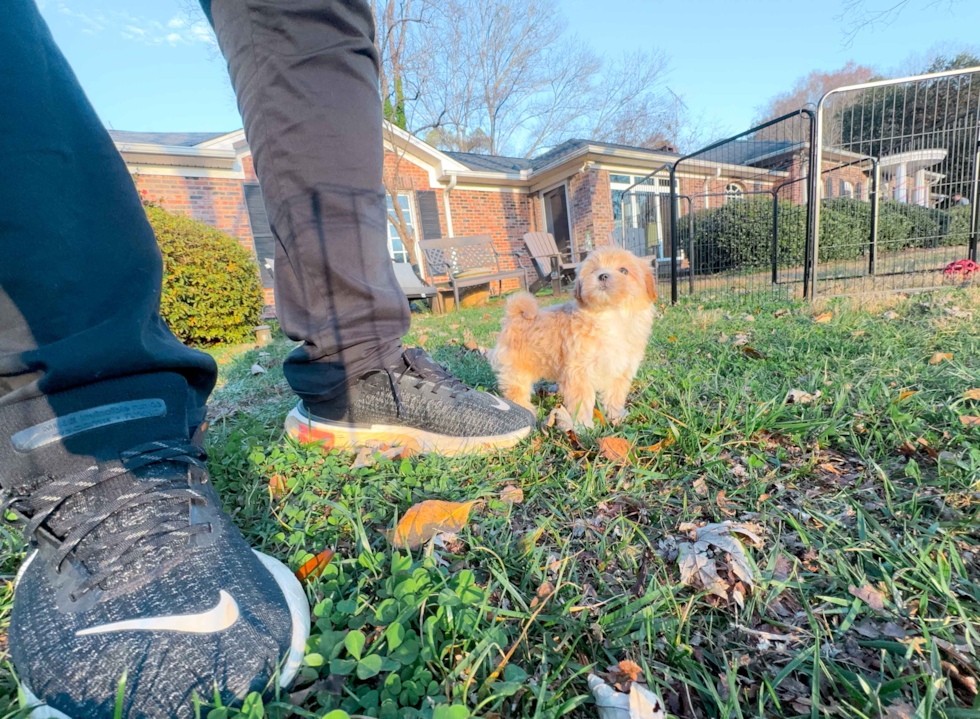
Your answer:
[811,67,980,297]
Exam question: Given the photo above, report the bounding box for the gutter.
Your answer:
[443,173,457,237]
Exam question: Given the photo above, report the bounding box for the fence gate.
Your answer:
[811,67,980,298]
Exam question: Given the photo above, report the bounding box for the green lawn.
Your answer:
[3,288,980,719]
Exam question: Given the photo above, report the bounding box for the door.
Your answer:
[543,186,572,260]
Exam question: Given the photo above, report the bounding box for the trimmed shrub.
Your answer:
[146,204,264,345]
[685,196,962,274]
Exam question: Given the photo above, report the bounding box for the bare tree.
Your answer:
[837,0,963,45]
[754,62,875,124]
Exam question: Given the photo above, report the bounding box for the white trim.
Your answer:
[125,164,246,180]
[194,129,247,150]
[115,142,236,160]
[541,182,574,256]
[450,183,530,194]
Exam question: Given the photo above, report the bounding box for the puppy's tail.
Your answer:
[504,292,539,323]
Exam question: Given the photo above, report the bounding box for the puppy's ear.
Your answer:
[644,265,658,302]
[573,277,584,302]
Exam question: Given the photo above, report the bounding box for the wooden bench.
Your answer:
[419,234,528,312]
[391,261,438,304]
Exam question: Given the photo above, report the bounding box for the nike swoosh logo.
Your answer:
[489,396,511,412]
[76,590,240,636]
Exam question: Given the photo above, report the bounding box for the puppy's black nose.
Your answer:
[597,272,610,282]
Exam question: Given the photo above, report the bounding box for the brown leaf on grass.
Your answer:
[773,554,793,581]
[814,311,833,323]
[942,660,979,695]
[638,436,675,452]
[593,407,607,425]
[965,389,980,400]
[929,352,953,365]
[960,416,980,428]
[600,660,644,693]
[483,313,492,320]
[716,491,736,516]
[529,580,554,608]
[883,311,901,320]
[692,477,708,497]
[677,522,761,599]
[849,583,885,611]
[598,437,632,464]
[786,389,821,405]
[741,345,766,360]
[499,485,524,504]
[464,339,480,351]
[268,474,288,499]
[774,308,791,318]
[732,333,751,347]
[417,333,429,345]
[295,549,335,582]
[895,390,917,403]
[668,336,677,342]
[390,500,479,550]
[851,330,866,337]
[882,702,916,719]
[449,324,460,330]
[545,405,575,433]
[350,444,407,469]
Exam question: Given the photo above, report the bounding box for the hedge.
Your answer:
[146,204,264,345]
[681,196,969,274]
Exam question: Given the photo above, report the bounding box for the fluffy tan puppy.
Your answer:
[491,246,658,427]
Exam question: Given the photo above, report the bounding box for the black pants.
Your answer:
[0,0,410,422]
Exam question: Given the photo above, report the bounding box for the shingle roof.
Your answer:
[695,140,799,166]
[445,138,680,174]
[107,130,233,147]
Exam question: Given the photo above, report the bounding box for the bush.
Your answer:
[146,204,264,345]
[685,196,963,274]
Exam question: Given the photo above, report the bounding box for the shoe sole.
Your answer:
[284,405,532,456]
[19,550,310,719]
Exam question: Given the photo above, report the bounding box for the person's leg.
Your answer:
[207,0,536,454]
[0,3,307,717]
[207,0,410,403]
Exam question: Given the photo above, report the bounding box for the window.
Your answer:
[855,182,864,201]
[386,193,415,263]
[840,180,854,198]
[609,174,632,184]
[724,183,744,201]
[825,177,834,198]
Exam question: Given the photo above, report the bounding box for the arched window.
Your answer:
[724,183,744,201]
[840,180,854,198]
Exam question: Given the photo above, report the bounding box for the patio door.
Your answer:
[543,186,572,260]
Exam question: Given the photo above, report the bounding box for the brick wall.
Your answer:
[133,174,254,255]
[567,169,615,254]
[447,189,534,291]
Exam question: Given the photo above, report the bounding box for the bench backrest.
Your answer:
[419,234,499,277]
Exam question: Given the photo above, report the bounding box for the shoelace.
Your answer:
[384,349,470,415]
[1,440,211,600]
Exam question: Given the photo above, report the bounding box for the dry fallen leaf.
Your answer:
[545,405,575,433]
[668,336,677,342]
[965,389,980,401]
[268,473,288,498]
[449,324,460,330]
[638,436,675,453]
[295,549,335,582]
[851,330,866,337]
[677,522,761,599]
[849,583,885,611]
[499,485,524,504]
[692,477,708,496]
[483,313,492,320]
[390,500,479,550]
[350,444,406,469]
[598,437,632,464]
[883,311,901,320]
[896,390,917,402]
[882,702,916,719]
[716,490,736,516]
[928,352,953,365]
[250,363,267,375]
[464,339,480,351]
[743,314,756,322]
[741,345,766,360]
[786,389,821,405]
[418,333,429,344]
[814,311,833,323]
[774,308,791,318]
[588,674,665,719]
[960,416,980,428]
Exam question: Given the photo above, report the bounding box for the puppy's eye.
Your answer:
[619,267,629,275]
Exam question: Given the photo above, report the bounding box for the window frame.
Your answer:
[385,192,416,264]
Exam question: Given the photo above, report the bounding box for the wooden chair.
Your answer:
[419,234,527,311]
[521,232,581,295]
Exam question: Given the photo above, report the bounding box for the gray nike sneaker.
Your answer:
[1,373,309,719]
[285,348,535,455]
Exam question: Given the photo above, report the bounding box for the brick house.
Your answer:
[111,124,916,311]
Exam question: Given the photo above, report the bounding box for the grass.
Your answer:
[3,288,980,719]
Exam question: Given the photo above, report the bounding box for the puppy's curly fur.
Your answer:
[491,246,658,427]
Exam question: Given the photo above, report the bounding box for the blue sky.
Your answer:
[38,0,980,143]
